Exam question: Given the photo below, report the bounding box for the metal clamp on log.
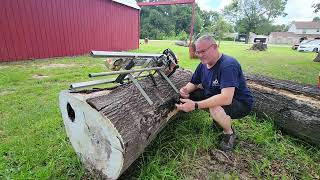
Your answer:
[70,49,180,105]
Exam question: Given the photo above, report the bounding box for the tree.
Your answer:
[139,4,202,40]
[224,0,287,43]
[313,3,320,13]
[313,17,320,22]
[207,17,232,46]
[254,19,288,35]
[200,10,220,30]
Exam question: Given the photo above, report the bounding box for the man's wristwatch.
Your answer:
[194,102,199,110]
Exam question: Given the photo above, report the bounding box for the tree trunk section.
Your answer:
[246,74,320,145]
[250,42,267,51]
[314,52,320,62]
[59,69,192,179]
[59,69,320,179]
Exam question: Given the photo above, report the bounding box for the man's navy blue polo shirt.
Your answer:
[190,54,253,108]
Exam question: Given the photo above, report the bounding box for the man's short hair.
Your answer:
[196,35,216,45]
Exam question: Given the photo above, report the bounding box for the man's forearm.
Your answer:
[197,94,232,109]
[185,82,198,93]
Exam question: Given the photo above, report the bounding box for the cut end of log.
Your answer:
[59,90,124,179]
[59,69,193,179]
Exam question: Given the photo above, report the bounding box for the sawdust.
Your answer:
[248,81,320,109]
[35,63,76,69]
[32,74,49,79]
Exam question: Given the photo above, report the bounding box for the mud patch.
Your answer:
[35,63,76,69]
[32,74,49,79]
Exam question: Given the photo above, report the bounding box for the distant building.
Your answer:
[0,0,140,62]
[269,21,320,44]
[249,33,268,44]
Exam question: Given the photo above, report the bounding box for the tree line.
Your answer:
[138,0,289,42]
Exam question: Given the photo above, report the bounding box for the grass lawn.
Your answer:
[0,41,319,179]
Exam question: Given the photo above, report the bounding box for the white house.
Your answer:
[269,21,320,44]
[288,21,320,35]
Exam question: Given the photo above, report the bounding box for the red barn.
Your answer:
[0,0,140,62]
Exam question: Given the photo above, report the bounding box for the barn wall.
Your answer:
[0,0,140,62]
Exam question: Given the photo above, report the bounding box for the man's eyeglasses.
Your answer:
[195,44,215,55]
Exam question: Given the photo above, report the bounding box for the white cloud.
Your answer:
[197,0,213,11]
[274,0,319,25]
[196,0,232,12]
[197,0,320,25]
[217,0,232,10]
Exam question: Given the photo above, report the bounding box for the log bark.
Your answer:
[314,52,320,62]
[59,69,192,179]
[250,42,267,51]
[59,69,320,179]
[246,74,320,145]
[175,40,189,47]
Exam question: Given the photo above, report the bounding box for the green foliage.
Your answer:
[140,5,203,40]
[1,41,320,179]
[176,30,188,41]
[313,3,320,13]
[313,17,320,22]
[224,0,287,42]
[254,19,289,35]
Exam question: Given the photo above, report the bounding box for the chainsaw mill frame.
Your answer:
[70,49,179,105]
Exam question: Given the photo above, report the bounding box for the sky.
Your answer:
[196,0,320,25]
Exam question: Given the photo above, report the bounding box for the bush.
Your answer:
[222,37,234,41]
[177,31,188,41]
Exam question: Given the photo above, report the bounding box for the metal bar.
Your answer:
[70,75,151,89]
[89,67,164,77]
[158,70,179,93]
[127,74,153,105]
[70,79,115,89]
[90,51,162,58]
[134,58,152,77]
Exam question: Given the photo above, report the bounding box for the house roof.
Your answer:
[269,32,297,37]
[112,0,140,10]
[292,21,320,29]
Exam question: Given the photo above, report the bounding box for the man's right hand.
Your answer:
[180,86,190,99]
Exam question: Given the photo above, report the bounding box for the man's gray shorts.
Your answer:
[189,89,251,119]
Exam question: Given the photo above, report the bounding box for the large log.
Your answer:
[59,69,320,179]
[314,52,320,62]
[246,74,320,145]
[59,69,192,179]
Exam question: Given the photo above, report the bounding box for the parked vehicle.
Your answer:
[292,44,299,50]
[292,40,310,50]
[297,40,320,52]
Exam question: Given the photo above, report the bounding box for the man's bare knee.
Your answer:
[209,106,227,120]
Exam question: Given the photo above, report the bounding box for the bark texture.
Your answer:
[314,52,320,62]
[246,74,320,145]
[59,69,192,179]
[250,42,267,51]
[59,70,320,179]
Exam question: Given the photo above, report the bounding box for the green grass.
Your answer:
[0,41,319,179]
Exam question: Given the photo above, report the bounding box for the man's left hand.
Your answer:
[175,99,196,112]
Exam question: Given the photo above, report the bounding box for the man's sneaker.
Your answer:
[219,132,236,152]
